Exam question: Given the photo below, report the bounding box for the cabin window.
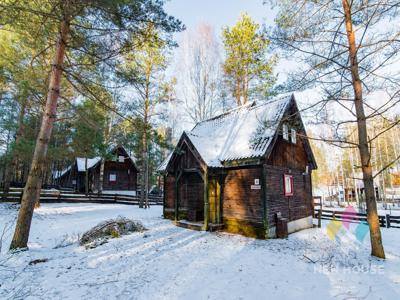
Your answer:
[291,128,296,144]
[109,173,117,182]
[284,174,294,196]
[282,124,289,140]
[118,156,125,163]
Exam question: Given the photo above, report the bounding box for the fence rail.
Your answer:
[314,208,400,229]
[0,191,163,206]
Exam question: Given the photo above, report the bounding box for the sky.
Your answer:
[165,0,275,35]
[162,0,400,143]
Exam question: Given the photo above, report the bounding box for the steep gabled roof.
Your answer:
[111,145,139,171]
[159,94,301,172]
[76,157,101,172]
[54,146,138,179]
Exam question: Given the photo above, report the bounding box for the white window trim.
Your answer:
[109,173,117,182]
[291,128,297,144]
[118,155,125,163]
[284,174,294,196]
[283,124,289,140]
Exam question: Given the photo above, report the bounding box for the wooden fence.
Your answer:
[314,208,400,229]
[0,191,163,206]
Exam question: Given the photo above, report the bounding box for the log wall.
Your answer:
[264,165,313,228]
[222,166,265,238]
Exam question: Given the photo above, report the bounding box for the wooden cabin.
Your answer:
[158,94,317,238]
[55,146,139,194]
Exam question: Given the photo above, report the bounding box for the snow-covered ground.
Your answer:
[0,203,399,300]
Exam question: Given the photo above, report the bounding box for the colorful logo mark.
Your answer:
[326,206,369,242]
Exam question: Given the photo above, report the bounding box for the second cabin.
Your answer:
[158,94,317,238]
[55,146,139,194]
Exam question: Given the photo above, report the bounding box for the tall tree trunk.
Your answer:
[9,9,70,250]
[99,113,113,194]
[99,158,105,194]
[140,122,149,208]
[3,99,27,197]
[85,156,89,195]
[235,76,241,106]
[342,0,385,258]
[140,71,150,208]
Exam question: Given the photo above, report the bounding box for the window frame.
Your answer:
[109,173,117,182]
[284,174,294,196]
[291,128,297,144]
[282,124,289,140]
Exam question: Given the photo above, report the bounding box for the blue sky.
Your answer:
[165,0,276,40]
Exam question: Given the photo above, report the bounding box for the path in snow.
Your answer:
[0,203,399,300]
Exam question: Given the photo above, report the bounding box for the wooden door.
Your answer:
[208,178,220,224]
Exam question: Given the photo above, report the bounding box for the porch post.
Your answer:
[203,168,209,231]
[261,164,269,238]
[218,174,224,224]
[175,171,182,221]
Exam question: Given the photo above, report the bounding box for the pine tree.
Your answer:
[222,13,276,106]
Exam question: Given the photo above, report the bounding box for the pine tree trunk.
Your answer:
[140,128,148,208]
[342,0,385,258]
[85,157,89,195]
[99,158,105,194]
[140,109,149,208]
[9,9,70,250]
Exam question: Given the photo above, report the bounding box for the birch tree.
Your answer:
[270,0,400,258]
[178,23,221,123]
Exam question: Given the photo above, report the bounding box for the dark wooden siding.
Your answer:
[164,139,206,221]
[222,167,263,223]
[267,135,308,170]
[179,172,204,221]
[169,140,204,171]
[102,161,137,191]
[264,165,313,227]
[164,175,175,210]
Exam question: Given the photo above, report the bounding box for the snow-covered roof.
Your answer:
[53,157,101,179]
[76,157,101,172]
[53,165,71,179]
[157,152,173,172]
[159,94,293,171]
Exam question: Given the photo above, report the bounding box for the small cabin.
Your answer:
[158,94,317,238]
[55,146,139,194]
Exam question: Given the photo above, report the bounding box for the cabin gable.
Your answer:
[266,97,316,171]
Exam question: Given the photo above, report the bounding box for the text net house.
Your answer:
[158,94,317,238]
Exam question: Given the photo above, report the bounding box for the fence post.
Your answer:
[379,216,384,227]
[332,211,336,220]
[386,214,391,228]
[318,209,321,228]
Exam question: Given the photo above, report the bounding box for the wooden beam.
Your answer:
[222,158,262,168]
[202,168,209,231]
[261,164,269,238]
[183,168,200,173]
[174,171,183,221]
[217,176,222,224]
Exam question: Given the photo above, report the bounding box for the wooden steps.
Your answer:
[175,220,204,231]
[175,220,225,232]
